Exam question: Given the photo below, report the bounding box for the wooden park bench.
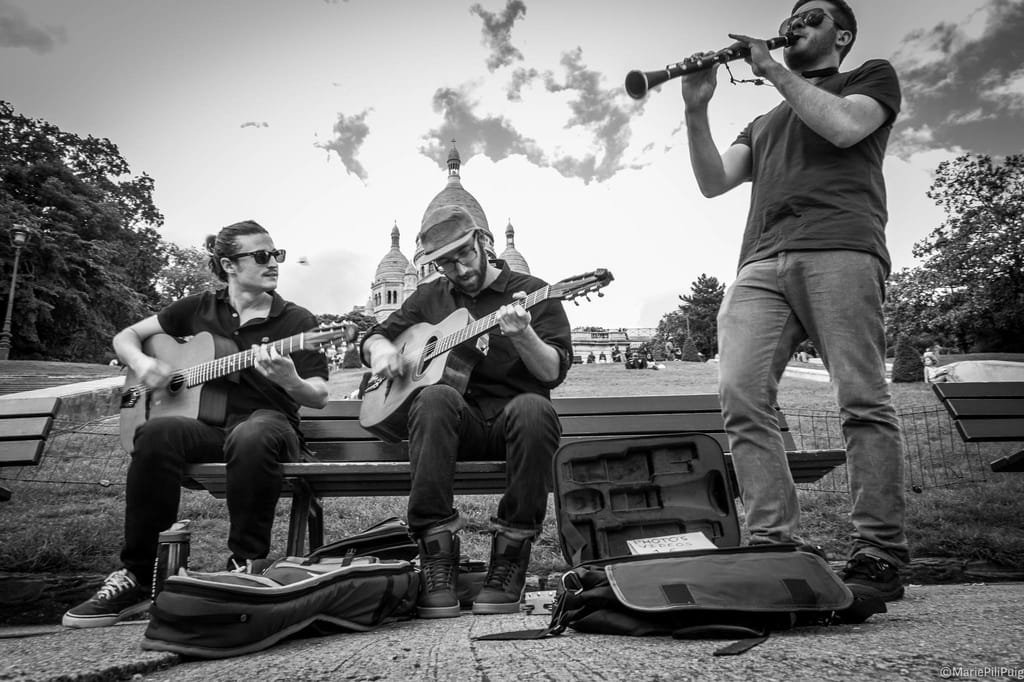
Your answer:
[183,394,848,555]
[932,382,1024,473]
[0,396,62,502]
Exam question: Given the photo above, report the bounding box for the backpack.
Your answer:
[479,544,884,655]
[141,555,418,659]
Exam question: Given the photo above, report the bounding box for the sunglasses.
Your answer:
[779,8,843,36]
[229,249,287,265]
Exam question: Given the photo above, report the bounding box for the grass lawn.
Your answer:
[1,359,1022,600]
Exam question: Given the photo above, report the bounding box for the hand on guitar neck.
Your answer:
[495,291,560,383]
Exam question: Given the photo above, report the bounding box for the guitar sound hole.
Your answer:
[415,336,439,378]
[167,374,186,394]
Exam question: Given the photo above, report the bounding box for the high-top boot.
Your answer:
[416,526,461,618]
[472,531,533,615]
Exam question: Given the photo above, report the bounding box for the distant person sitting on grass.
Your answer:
[62,220,331,629]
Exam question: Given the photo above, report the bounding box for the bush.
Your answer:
[892,336,925,382]
[679,336,702,362]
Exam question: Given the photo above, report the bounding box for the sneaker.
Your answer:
[62,569,150,628]
[226,555,275,574]
[416,528,461,618]
[840,553,905,602]
[472,532,533,615]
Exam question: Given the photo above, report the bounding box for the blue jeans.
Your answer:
[121,410,301,582]
[717,250,909,566]
[405,385,561,536]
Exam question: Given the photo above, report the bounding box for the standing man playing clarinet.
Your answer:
[680,0,909,601]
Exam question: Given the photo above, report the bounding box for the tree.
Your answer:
[891,336,924,383]
[655,274,725,359]
[0,101,165,361]
[911,154,1023,352]
[679,336,702,362]
[154,242,222,307]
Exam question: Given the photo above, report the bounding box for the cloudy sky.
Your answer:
[2,0,1022,328]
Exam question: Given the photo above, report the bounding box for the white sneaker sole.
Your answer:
[61,599,150,628]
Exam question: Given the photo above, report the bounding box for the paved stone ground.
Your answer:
[1,583,1022,681]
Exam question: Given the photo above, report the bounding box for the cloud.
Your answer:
[0,0,65,53]
[419,86,546,167]
[316,109,371,181]
[469,0,527,72]
[541,47,640,183]
[891,0,1024,156]
[240,121,269,129]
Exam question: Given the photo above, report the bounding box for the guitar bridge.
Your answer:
[120,390,141,409]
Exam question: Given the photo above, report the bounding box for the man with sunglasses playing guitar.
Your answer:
[361,205,572,618]
[63,220,330,628]
[680,0,908,602]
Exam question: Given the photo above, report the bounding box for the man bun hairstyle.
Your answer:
[206,219,269,282]
[792,0,857,61]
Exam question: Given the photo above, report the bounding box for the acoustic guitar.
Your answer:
[359,269,614,442]
[118,323,356,452]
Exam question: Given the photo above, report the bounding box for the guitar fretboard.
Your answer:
[423,285,551,361]
[181,333,306,387]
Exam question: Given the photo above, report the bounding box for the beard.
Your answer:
[783,30,836,72]
[447,249,488,296]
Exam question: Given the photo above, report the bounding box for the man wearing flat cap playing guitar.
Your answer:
[361,204,576,619]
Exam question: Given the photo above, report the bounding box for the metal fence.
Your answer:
[791,404,1002,494]
[0,405,1010,495]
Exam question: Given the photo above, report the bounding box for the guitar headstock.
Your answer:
[549,269,614,304]
[304,322,360,351]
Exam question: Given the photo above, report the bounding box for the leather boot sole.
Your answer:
[417,603,461,618]
[471,600,521,615]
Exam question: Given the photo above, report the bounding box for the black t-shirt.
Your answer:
[157,288,328,429]
[364,261,573,420]
[732,59,901,274]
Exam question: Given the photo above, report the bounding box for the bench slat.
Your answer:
[0,396,62,418]
[932,382,1024,400]
[0,416,55,441]
[298,394,729,420]
[955,418,1024,442]
[0,440,46,466]
[305,433,735,462]
[300,411,745,441]
[941,398,1024,419]
[184,448,848,499]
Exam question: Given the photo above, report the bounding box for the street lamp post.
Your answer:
[0,226,29,361]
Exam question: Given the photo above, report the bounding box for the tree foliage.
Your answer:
[0,101,165,361]
[656,274,725,359]
[891,336,924,383]
[155,243,221,307]
[885,154,1023,352]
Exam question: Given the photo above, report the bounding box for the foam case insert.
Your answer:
[553,433,740,563]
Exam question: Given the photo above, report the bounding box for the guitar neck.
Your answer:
[179,332,308,388]
[427,285,551,361]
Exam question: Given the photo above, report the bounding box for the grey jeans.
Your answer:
[717,250,909,566]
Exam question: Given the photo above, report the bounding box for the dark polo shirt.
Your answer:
[157,288,328,430]
[365,260,573,420]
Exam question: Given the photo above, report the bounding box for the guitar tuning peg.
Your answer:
[585,295,591,302]
[573,299,580,306]
[597,291,604,297]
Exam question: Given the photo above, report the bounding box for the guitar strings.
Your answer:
[381,287,552,371]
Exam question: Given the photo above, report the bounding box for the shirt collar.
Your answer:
[216,287,286,318]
